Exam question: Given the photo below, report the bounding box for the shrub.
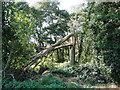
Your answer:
[41,74,65,86]
[3,79,46,89]
[66,84,82,88]
[50,68,75,77]
[60,63,113,85]
[92,2,120,84]
[47,84,65,88]
[2,75,84,89]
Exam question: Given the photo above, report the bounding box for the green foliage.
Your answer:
[56,61,70,68]
[66,84,82,88]
[41,74,64,85]
[61,63,112,85]
[2,1,120,87]
[47,84,65,88]
[3,79,46,88]
[2,2,35,69]
[3,75,83,89]
[41,56,57,68]
[90,2,120,84]
[76,2,120,84]
[41,74,82,88]
[2,1,70,71]
[50,68,75,77]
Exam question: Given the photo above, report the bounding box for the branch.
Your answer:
[24,31,80,69]
[51,33,74,47]
[18,31,80,78]
[54,43,73,50]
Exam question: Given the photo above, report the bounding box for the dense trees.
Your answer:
[2,1,120,87]
[75,2,120,84]
[2,2,34,69]
[2,1,70,69]
[90,2,120,84]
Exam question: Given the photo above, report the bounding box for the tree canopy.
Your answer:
[2,1,120,89]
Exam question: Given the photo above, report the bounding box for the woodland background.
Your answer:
[2,1,120,89]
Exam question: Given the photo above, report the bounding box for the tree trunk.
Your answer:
[70,36,76,65]
[70,45,75,65]
[57,48,64,63]
[18,32,80,79]
[78,35,83,64]
[57,49,60,63]
[68,47,70,62]
[61,48,64,63]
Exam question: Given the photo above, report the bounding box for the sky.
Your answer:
[25,0,86,13]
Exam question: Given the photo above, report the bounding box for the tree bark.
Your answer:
[70,35,76,65]
[61,48,64,63]
[24,32,76,69]
[78,35,83,64]
[18,32,80,79]
[70,45,75,65]
[56,49,60,63]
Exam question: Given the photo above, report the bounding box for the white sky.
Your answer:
[25,0,87,13]
[58,0,86,12]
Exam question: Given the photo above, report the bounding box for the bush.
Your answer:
[92,2,120,84]
[41,74,65,86]
[2,75,83,89]
[66,84,81,88]
[47,84,65,88]
[50,68,75,77]
[60,63,113,85]
[3,80,46,89]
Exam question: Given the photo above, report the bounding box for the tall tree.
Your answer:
[2,2,35,70]
[91,2,120,84]
[79,2,120,84]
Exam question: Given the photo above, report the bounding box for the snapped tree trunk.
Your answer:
[70,45,75,65]
[69,35,76,65]
[19,31,80,78]
[24,32,77,69]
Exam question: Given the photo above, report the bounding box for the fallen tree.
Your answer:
[31,31,80,61]
[18,31,79,79]
[23,32,77,69]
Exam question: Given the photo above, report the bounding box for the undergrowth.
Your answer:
[50,68,75,77]
[2,62,115,89]
[2,74,84,89]
[53,62,113,86]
